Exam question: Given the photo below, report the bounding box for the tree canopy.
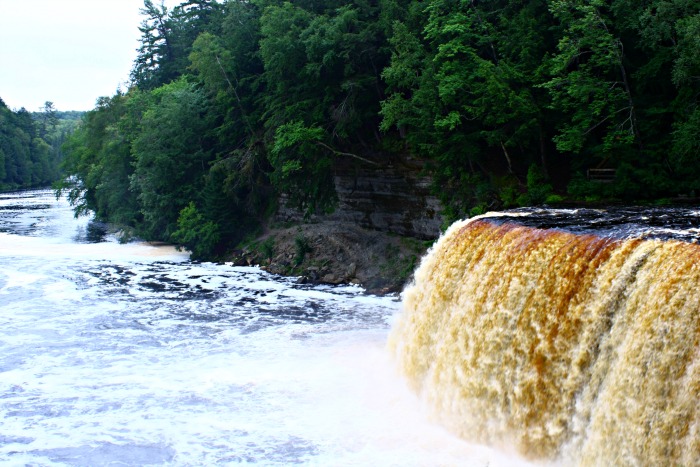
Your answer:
[58,0,700,258]
[0,98,75,191]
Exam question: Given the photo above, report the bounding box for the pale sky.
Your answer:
[0,0,179,112]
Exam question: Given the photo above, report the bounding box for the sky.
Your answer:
[0,0,179,112]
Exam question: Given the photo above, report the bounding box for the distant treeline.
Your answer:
[59,0,700,258]
[0,99,80,191]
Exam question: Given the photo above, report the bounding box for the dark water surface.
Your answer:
[483,206,700,242]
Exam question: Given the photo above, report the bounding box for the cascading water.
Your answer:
[389,213,700,465]
[1,190,540,466]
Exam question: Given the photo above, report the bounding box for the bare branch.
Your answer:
[500,141,514,174]
[314,141,380,166]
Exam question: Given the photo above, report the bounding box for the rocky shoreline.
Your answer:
[227,220,433,295]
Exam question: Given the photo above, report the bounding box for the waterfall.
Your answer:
[389,218,700,465]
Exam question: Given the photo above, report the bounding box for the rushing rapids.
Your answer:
[389,214,700,465]
[2,190,542,466]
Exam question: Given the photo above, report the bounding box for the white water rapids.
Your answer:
[0,189,533,466]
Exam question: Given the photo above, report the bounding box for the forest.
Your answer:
[51,0,700,259]
[0,99,79,191]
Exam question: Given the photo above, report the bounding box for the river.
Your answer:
[0,189,531,466]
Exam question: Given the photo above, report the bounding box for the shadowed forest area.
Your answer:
[23,0,700,259]
[0,99,81,191]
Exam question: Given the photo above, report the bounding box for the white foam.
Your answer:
[0,190,537,465]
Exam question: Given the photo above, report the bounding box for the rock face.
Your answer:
[275,156,444,240]
[232,155,444,294]
[234,221,429,294]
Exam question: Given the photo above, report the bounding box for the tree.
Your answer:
[0,104,34,188]
[381,0,557,217]
[269,120,336,215]
[131,0,176,89]
[130,77,214,239]
[258,0,391,214]
[171,201,220,259]
[38,101,59,139]
[543,0,640,155]
[131,0,225,90]
[58,93,138,220]
[55,0,700,258]
[170,0,224,73]
[0,98,68,190]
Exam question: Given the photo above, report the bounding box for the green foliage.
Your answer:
[260,237,276,261]
[171,202,221,260]
[130,77,214,239]
[270,121,336,216]
[379,237,429,284]
[542,0,638,156]
[293,233,312,266]
[56,0,700,263]
[57,93,139,222]
[517,164,554,206]
[380,0,557,217]
[0,97,67,191]
[671,105,700,191]
[131,0,224,90]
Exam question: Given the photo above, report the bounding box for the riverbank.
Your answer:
[227,221,433,295]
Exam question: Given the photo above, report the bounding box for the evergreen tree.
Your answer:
[58,0,700,258]
[58,93,137,219]
[130,77,214,239]
[259,0,392,214]
[131,0,177,89]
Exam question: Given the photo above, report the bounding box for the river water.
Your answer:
[0,189,531,466]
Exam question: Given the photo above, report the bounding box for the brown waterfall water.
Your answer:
[389,216,700,465]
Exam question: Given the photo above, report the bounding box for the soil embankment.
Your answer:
[228,220,432,294]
